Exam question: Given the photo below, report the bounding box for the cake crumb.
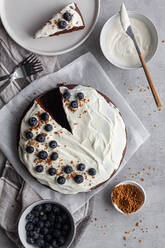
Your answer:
[139,240,142,243]
[136,222,140,227]
[141,178,144,182]
[123,236,127,241]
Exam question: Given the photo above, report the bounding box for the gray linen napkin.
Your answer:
[0,22,93,248]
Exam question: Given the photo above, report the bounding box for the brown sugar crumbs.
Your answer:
[112,184,144,214]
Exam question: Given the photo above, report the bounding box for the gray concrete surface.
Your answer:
[0,0,165,247]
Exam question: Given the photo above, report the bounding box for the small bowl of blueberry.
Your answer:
[18,200,76,248]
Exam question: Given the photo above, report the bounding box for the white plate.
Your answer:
[0,0,100,56]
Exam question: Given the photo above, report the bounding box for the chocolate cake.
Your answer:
[35,3,85,39]
[18,85,127,194]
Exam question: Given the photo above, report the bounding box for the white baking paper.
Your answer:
[0,53,149,213]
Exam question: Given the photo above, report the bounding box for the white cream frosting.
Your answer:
[35,3,84,38]
[19,85,126,194]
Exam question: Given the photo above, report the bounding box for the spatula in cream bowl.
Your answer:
[120,3,162,108]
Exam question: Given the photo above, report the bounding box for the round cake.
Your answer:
[18,85,127,194]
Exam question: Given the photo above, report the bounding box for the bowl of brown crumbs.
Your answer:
[111,181,146,214]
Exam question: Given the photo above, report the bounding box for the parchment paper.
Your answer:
[0,52,149,214]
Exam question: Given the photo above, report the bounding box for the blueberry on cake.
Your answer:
[18,85,127,194]
[35,3,85,38]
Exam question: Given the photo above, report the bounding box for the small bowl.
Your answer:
[100,12,158,69]
[111,180,146,214]
[18,200,76,248]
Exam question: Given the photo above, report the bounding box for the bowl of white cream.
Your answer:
[100,11,158,69]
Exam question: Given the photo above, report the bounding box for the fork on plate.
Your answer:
[0,53,43,82]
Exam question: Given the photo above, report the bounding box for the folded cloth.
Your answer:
[0,162,94,248]
[0,21,93,248]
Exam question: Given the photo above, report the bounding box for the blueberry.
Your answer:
[62,213,68,222]
[61,230,67,237]
[32,231,39,239]
[48,213,56,222]
[32,210,40,217]
[36,134,45,142]
[41,227,49,235]
[45,234,52,242]
[88,168,96,176]
[55,222,62,229]
[77,163,86,171]
[44,203,52,212]
[48,167,56,176]
[25,131,33,139]
[45,124,53,132]
[28,117,37,127]
[70,100,78,109]
[36,239,45,247]
[62,223,69,231]
[32,217,39,225]
[52,240,58,247]
[41,112,49,121]
[63,90,71,100]
[39,234,44,239]
[40,214,47,221]
[49,140,58,149]
[36,165,44,173]
[27,237,35,244]
[58,20,67,29]
[26,212,34,222]
[63,12,72,21]
[45,220,51,228]
[45,244,54,248]
[26,146,34,154]
[57,176,66,185]
[77,92,84,100]
[74,175,84,184]
[50,152,58,161]
[38,150,48,160]
[34,226,40,234]
[58,235,65,245]
[33,204,43,212]
[64,165,73,174]
[53,229,61,238]
[56,216,63,223]
[37,221,44,228]
[25,222,34,231]
[52,206,60,214]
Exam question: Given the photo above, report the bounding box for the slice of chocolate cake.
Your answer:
[35,3,85,38]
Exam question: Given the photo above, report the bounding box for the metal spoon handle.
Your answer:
[0,74,9,81]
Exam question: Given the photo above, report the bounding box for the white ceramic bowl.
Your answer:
[111,180,146,214]
[100,12,158,69]
[18,200,76,248]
